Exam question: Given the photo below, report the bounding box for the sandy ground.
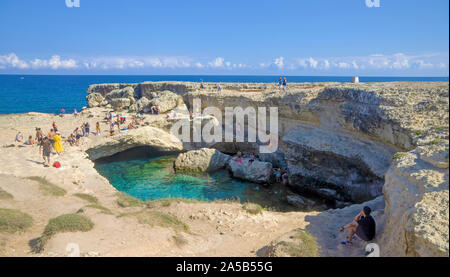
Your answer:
[0,109,379,257]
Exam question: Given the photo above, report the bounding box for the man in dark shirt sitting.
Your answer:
[339,206,376,245]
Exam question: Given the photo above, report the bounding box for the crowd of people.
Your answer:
[13,109,146,168]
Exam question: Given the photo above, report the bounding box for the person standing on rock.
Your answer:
[282,77,287,91]
[53,132,63,155]
[96,122,101,136]
[339,206,376,245]
[35,128,44,145]
[85,122,90,137]
[39,137,53,167]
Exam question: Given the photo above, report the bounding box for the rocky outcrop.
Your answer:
[283,126,394,203]
[174,148,231,173]
[86,93,105,108]
[85,126,183,160]
[227,158,272,184]
[306,196,385,257]
[84,81,449,257]
[286,193,317,210]
[105,86,136,104]
[147,90,183,113]
[129,97,150,112]
[86,82,188,113]
[380,143,449,257]
[109,98,131,111]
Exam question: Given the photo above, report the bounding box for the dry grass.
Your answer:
[279,229,319,257]
[392,152,408,160]
[242,202,263,215]
[116,192,144,208]
[0,187,13,200]
[84,204,113,215]
[0,208,33,233]
[26,176,66,197]
[74,193,98,204]
[31,213,94,253]
[123,210,189,232]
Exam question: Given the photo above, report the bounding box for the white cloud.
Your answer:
[0,52,447,74]
[308,57,318,69]
[208,57,225,68]
[337,62,350,69]
[31,55,78,69]
[274,57,284,69]
[0,53,29,69]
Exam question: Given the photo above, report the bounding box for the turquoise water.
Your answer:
[1,74,448,114]
[95,155,289,207]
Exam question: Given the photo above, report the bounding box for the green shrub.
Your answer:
[242,202,263,215]
[116,192,144,208]
[279,229,319,257]
[85,204,113,215]
[26,176,66,197]
[74,193,98,204]
[429,139,444,145]
[392,152,407,160]
[32,213,94,253]
[435,126,447,132]
[0,209,33,233]
[0,188,13,200]
[125,210,189,232]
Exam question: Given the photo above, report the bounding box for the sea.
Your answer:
[0,74,448,114]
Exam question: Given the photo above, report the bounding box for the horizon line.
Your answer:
[0,73,448,78]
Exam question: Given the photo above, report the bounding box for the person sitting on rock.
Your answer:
[15,132,23,142]
[339,206,376,245]
[67,134,75,146]
[24,135,35,145]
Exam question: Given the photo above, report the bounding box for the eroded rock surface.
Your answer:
[174,148,231,173]
[380,143,449,257]
[227,158,272,184]
[85,81,449,256]
[85,126,183,160]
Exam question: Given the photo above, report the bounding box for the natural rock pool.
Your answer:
[95,151,293,210]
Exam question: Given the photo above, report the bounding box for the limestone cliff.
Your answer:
[86,81,449,256]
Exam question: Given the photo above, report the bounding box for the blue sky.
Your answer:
[0,0,448,76]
